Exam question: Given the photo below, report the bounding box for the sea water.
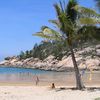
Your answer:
[0,67,99,86]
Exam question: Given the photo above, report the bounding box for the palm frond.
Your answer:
[79,17,100,24]
[33,26,63,41]
[33,32,60,41]
[59,1,64,13]
[54,3,62,18]
[49,20,61,28]
[66,0,77,22]
[41,26,62,37]
[74,5,100,17]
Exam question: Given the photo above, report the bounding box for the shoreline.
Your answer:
[0,65,76,72]
[0,65,65,72]
[0,65,100,72]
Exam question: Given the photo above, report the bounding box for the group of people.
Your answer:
[80,62,93,81]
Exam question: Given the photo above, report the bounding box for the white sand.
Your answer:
[0,86,100,100]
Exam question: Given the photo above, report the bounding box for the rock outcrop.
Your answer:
[0,45,100,71]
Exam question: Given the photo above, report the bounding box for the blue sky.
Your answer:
[0,0,95,60]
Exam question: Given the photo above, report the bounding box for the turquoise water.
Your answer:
[0,67,51,74]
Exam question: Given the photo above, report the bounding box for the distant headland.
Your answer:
[0,44,100,72]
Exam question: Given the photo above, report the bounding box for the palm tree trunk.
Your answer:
[69,46,84,90]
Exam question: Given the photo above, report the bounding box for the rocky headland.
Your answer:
[0,45,100,71]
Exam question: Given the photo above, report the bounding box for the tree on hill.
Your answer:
[18,41,68,60]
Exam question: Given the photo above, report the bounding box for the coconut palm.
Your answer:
[33,0,85,90]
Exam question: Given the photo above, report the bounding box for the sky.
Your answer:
[0,0,95,60]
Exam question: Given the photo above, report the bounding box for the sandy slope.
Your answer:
[0,86,100,100]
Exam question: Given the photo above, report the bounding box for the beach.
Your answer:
[0,68,99,100]
[0,85,100,100]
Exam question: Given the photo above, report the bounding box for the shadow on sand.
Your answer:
[54,87,100,92]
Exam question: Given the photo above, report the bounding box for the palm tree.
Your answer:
[33,0,85,90]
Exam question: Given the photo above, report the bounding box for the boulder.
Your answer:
[43,55,55,63]
[0,60,9,65]
[96,49,100,56]
[96,44,100,49]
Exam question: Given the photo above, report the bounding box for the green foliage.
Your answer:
[32,0,100,61]
[18,27,100,60]
[74,5,100,17]
[78,26,100,41]
[33,0,79,47]
[33,26,63,41]
[18,51,26,60]
[79,18,99,25]
[5,57,11,60]
[74,5,100,24]
[18,41,68,60]
[66,0,77,23]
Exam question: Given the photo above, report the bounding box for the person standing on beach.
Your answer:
[80,62,87,88]
[33,74,39,85]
